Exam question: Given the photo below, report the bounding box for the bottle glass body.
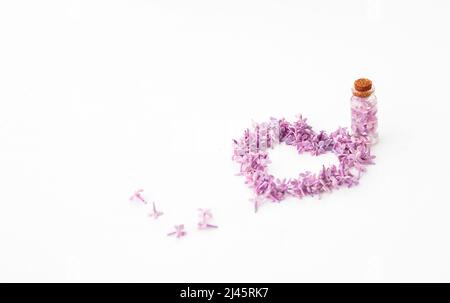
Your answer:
[351,92,378,144]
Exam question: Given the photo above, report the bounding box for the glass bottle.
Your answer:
[351,78,378,144]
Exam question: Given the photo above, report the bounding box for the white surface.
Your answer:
[1,0,450,282]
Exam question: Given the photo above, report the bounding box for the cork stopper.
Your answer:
[353,78,374,98]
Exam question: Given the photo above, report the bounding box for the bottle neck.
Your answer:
[352,87,375,98]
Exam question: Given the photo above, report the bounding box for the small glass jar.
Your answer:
[351,78,378,144]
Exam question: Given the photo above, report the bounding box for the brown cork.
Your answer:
[353,78,373,97]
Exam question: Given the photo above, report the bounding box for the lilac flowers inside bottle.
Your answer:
[351,78,378,144]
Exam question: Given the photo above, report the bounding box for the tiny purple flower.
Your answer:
[129,189,147,204]
[148,202,163,219]
[167,224,186,238]
[198,209,218,229]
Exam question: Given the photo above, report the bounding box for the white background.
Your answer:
[1,0,450,282]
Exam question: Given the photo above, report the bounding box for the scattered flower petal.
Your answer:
[149,202,163,219]
[167,224,186,238]
[351,94,378,144]
[129,189,147,204]
[233,116,375,211]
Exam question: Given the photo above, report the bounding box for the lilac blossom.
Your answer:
[167,225,186,238]
[148,202,163,219]
[249,196,264,213]
[197,209,218,229]
[232,116,375,211]
[129,189,147,204]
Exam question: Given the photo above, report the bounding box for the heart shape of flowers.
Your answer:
[232,115,375,212]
